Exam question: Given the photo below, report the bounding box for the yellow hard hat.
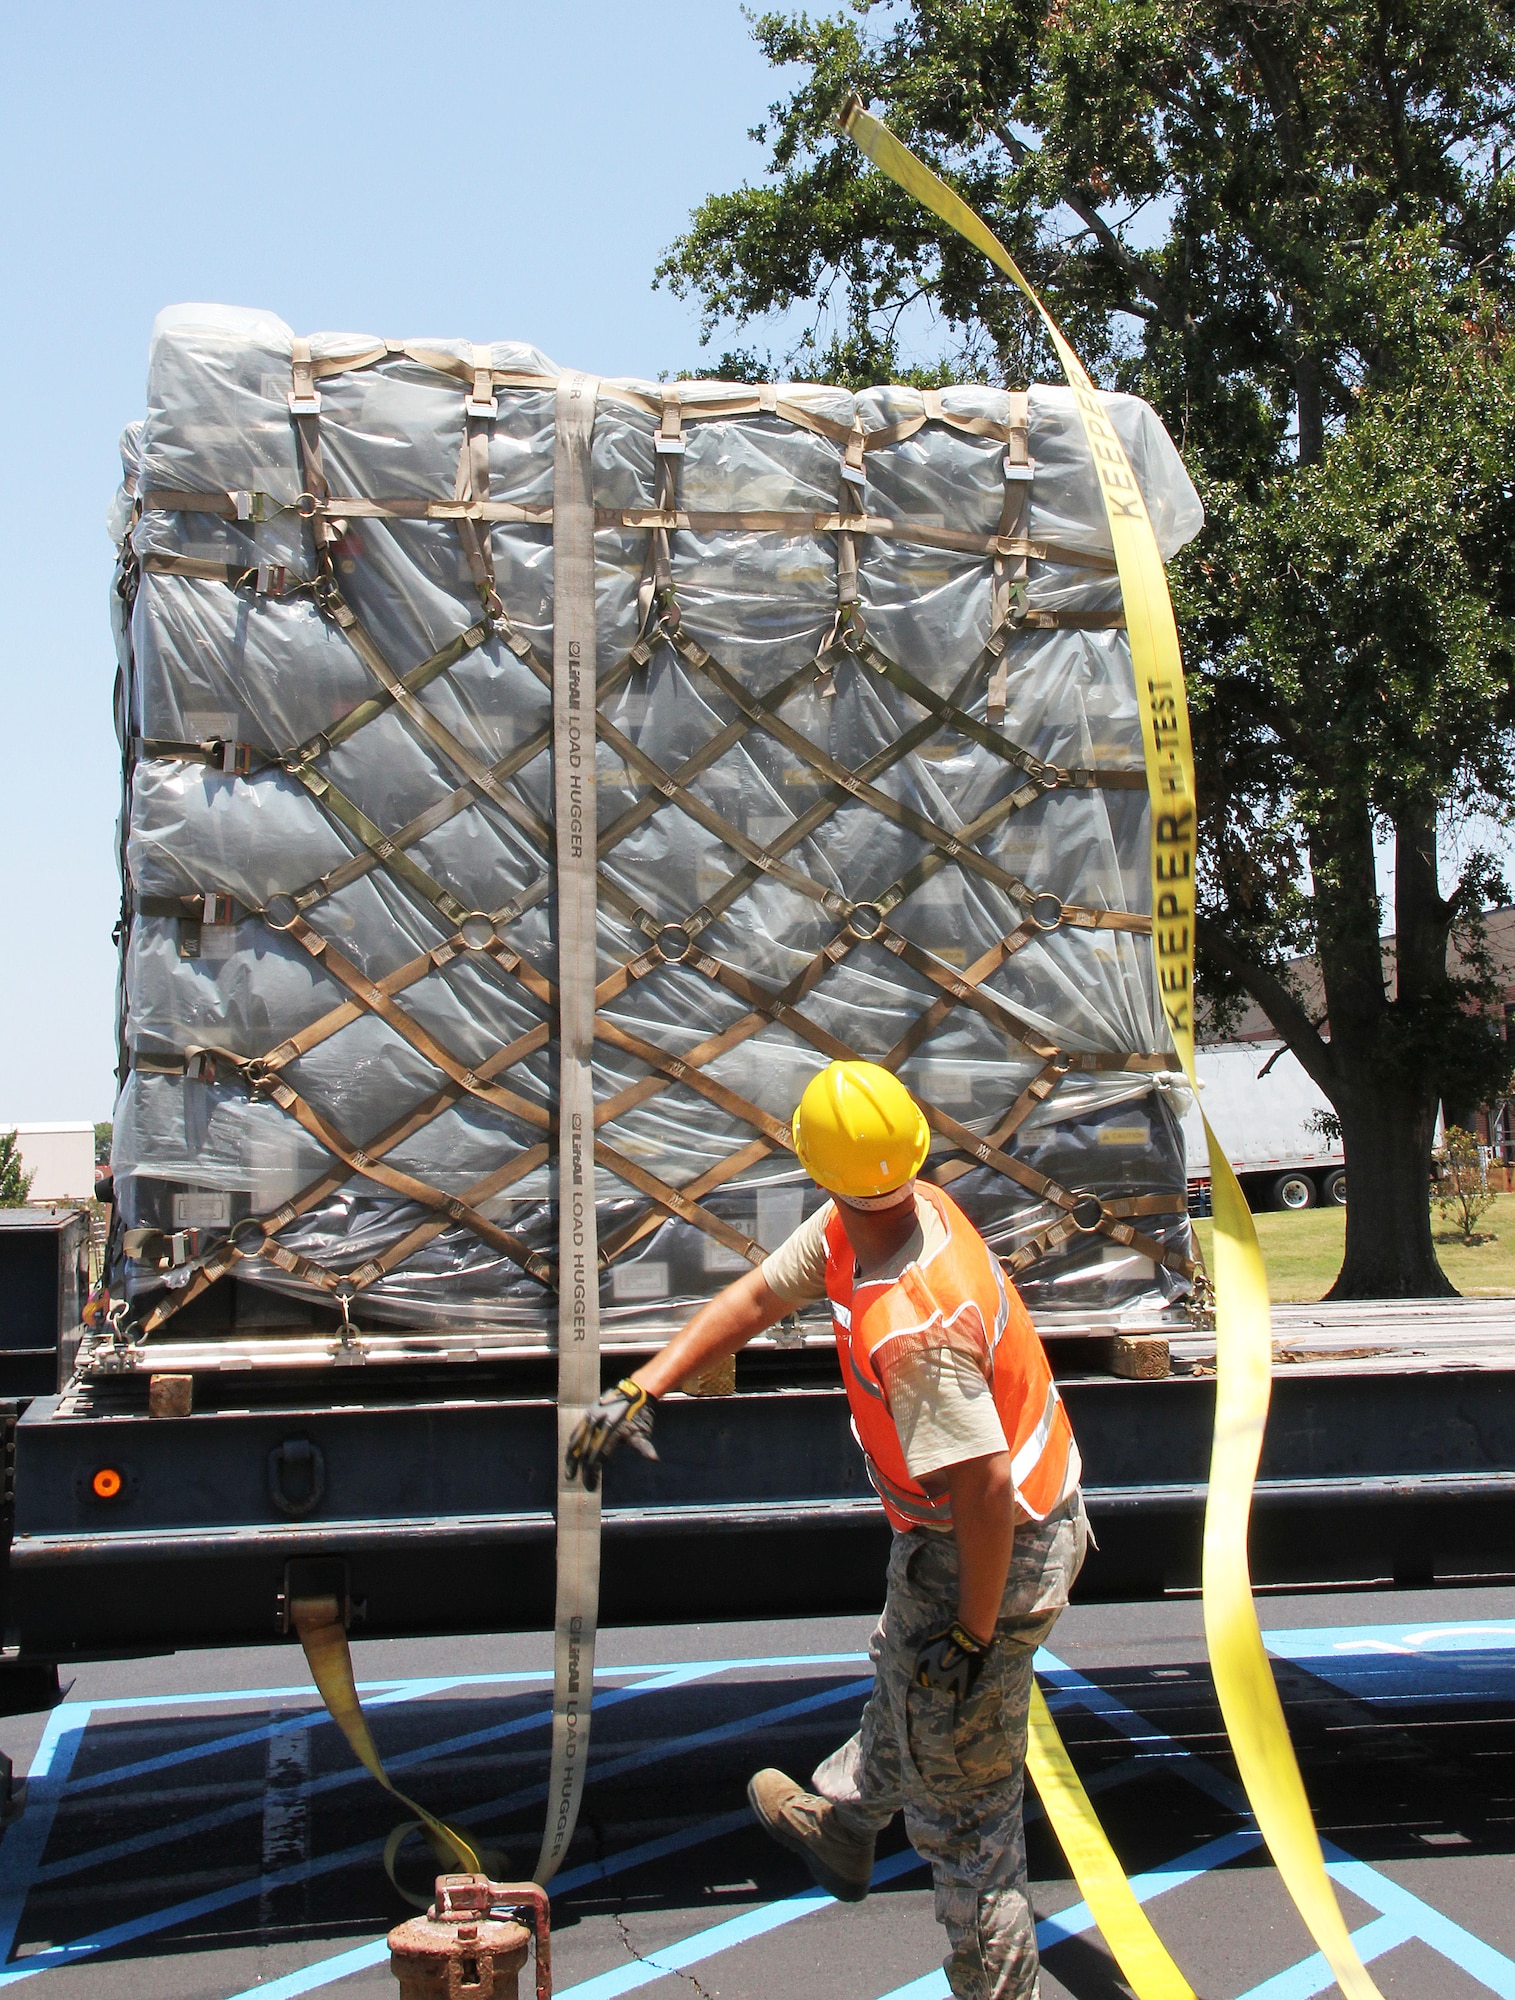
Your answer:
[792,1061,930,1200]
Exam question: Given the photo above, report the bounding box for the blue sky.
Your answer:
[0,1,809,1121]
[0,4,1493,1123]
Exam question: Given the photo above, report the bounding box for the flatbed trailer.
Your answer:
[3,1277,1512,1681]
[8,323,1509,1708]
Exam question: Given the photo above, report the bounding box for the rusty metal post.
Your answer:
[388,1874,551,2000]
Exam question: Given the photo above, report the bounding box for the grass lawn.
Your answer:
[1191,1190,1515,1303]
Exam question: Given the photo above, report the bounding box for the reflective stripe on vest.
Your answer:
[825,1184,1077,1533]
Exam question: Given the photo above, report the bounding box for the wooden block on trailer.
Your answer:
[148,1372,194,1417]
[680,1355,737,1396]
[1104,1331,1170,1379]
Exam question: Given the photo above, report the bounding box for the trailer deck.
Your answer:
[5,1299,1512,1666]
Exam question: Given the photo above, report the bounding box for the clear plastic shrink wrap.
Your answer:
[107,304,1202,1352]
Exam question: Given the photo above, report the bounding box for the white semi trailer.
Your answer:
[1183,1040,1346,1213]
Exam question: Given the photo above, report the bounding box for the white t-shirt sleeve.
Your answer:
[888,1347,1008,1481]
[759,1204,832,1307]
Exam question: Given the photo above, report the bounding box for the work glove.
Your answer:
[564,1377,658,1491]
[912,1620,990,1699]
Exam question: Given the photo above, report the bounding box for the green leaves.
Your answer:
[659,0,1515,931]
[660,2,1515,1280]
[0,1131,34,1209]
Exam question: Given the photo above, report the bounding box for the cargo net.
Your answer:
[106,311,1199,1358]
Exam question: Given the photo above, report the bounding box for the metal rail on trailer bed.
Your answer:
[3,1301,1512,1669]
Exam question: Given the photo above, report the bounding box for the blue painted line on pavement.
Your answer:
[1040,1645,1515,1998]
[1266,1619,1515,1655]
[227,1938,391,2000]
[869,1973,943,2000]
[69,1675,468,1795]
[556,1845,926,2000]
[1035,1826,1263,1952]
[216,1625,1515,2000]
[239,1699,1168,2000]
[1035,1649,1246,1813]
[0,1671,873,1986]
[37,1665,716,1885]
[1322,1849,1515,1998]
[551,1808,754,1897]
[0,1707,92,1972]
[871,1826,1264,2000]
[1263,1619,1515,1708]
[78,1678,479,1712]
[1232,1913,1413,2000]
[217,1808,757,2000]
[48,1629,1515,1997]
[59,1651,869,1817]
[567,1677,873,1799]
[77,1651,872,1718]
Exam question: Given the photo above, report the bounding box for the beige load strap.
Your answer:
[536,370,603,1887]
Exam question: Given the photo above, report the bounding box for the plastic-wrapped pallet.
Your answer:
[105,302,1202,1358]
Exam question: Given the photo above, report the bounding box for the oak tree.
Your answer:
[657,0,1515,1294]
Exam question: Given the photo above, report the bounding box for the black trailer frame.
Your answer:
[6,1346,1515,1663]
[1,1208,1512,1683]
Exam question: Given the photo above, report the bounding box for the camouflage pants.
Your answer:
[813,1495,1087,2000]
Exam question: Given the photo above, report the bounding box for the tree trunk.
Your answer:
[1295,353,1325,466]
[1203,797,1461,1297]
[1327,1068,1455,1298]
[1317,802,1456,1297]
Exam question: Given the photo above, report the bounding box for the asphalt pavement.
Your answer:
[0,1582,1512,1999]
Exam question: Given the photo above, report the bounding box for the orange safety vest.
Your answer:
[824,1183,1080,1535]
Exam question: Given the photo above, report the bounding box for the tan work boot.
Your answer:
[747,1767,875,1903]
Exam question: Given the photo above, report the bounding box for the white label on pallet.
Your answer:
[173,1190,231,1228]
[756,1187,804,1250]
[612,1261,669,1300]
[703,1240,749,1273]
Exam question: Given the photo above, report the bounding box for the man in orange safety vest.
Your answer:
[568,1059,1088,2000]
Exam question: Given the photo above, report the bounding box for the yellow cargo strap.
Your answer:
[291,1596,489,1906]
[1026,1682,1196,2000]
[838,95,1385,2000]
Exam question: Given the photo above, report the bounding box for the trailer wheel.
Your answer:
[1271,1171,1317,1211]
[1322,1169,1347,1207]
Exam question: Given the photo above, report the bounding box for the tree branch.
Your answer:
[981,118,1190,331]
[1391,805,1454,1004]
[1295,352,1326,465]
[1197,916,1339,1096]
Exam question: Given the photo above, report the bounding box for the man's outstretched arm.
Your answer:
[632,1266,790,1398]
[565,1266,790,1486]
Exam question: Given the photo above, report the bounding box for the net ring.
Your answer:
[655,925,691,962]
[1069,1192,1105,1233]
[295,491,321,520]
[262,894,301,932]
[847,903,884,939]
[458,912,498,951]
[1029,892,1064,931]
